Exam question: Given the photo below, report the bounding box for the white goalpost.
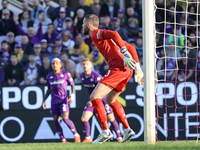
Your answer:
[142,0,156,144]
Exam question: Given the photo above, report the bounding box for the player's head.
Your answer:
[82,58,92,73]
[82,14,99,35]
[52,58,62,72]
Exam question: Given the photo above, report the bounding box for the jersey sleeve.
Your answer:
[94,72,102,84]
[125,42,139,63]
[66,72,74,85]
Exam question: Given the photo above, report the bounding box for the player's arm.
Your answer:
[42,88,51,110]
[67,73,75,104]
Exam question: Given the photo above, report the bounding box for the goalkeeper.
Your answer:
[82,14,143,144]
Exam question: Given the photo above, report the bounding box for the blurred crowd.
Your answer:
[0,0,199,87]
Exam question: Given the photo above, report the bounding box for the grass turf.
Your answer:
[0,141,200,150]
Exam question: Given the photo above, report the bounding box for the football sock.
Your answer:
[82,121,90,138]
[110,100,130,129]
[110,119,121,138]
[63,118,78,135]
[54,120,64,139]
[91,98,109,130]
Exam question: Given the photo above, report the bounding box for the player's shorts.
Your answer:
[100,67,133,93]
[51,99,69,116]
[83,97,113,115]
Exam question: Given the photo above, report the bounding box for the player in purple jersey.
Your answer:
[80,58,122,143]
[42,58,81,143]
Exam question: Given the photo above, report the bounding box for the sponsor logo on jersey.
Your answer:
[96,30,101,39]
[50,76,53,79]
[50,80,65,85]
[60,74,64,78]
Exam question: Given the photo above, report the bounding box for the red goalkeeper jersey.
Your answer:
[91,29,139,70]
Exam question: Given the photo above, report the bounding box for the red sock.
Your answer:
[110,100,130,129]
[91,98,109,130]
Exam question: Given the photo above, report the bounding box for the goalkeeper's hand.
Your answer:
[134,66,144,85]
[124,56,136,70]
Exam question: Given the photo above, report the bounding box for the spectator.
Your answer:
[7,32,17,54]
[155,0,164,21]
[33,10,52,34]
[0,0,13,20]
[111,17,128,41]
[38,55,52,85]
[14,15,43,45]
[189,32,197,47]
[60,51,76,78]
[20,52,40,86]
[126,6,139,26]
[55,36,63,51]
[139,54,143,71]
[138,27,142,38]
[90,0,101,17]
[166,6,181,23]
[21,35,33,55]
[188,5,196,22]
[99,0,119,19]
[43,23,59,45]
[70,44,81,63]
[99,60,109,76]
[74,0,93,18]
[87,42,104,70]
[157,50,175,81]
[53,7,68,34]
[126,17,139,39]
[49,44,61,63]
[117,8,126,27]
[0,40,10,65]
[168,27,185,50]
[0,9,19,36]
[19,11,34,33]
[53,0,71,20]
[44,0,55,21]
[40,39,51,56]
[184,39,197,67]
[14,43,29,66]
[0,59,4,86]
[64,17,74,39]
[62,31,75,54]
[31,0,45,21]
[166,41,181,63]
[4,53,24,86]
[34,43,42,66]
[71,34,89,56]
[177,52,194,82]
[99,15,113,30]
[136,38,143,54]
[76,9,85,33]
[168,0,183,13]
[19,2,31,22]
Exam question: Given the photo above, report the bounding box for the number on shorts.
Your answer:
[105,104,110,114]
[104,70,111,77]
[62,104,67,111]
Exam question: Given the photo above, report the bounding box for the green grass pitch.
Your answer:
[0,141,200,150]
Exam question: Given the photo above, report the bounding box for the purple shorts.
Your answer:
[83,97,113,115]
[51,99,69,116]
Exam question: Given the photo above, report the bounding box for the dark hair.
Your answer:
[38,10,44,14]
[10,53,17,57]
[2,0,8,4]
[42,55,50,59]
[82,58,91,64]
[60,51,69,57]
[48,23,54,26]
[29,51,36,56]
[1,40,8,45]
[84,14,99,28]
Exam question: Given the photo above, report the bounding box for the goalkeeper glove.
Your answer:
[120,46,136,69]
[134,64,144,85]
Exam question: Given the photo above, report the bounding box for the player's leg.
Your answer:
[62,112,81,143]
[81,108,94,143]
[90,83,113,143]
[106,91,135,143]
[51,103,67,143]
[107,113,122,142]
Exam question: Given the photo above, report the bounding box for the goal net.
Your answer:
[155,0,200,141]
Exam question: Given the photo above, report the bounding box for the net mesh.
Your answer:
[155,0,200,141]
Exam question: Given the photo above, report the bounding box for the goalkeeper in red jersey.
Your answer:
[82,14,143,144]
